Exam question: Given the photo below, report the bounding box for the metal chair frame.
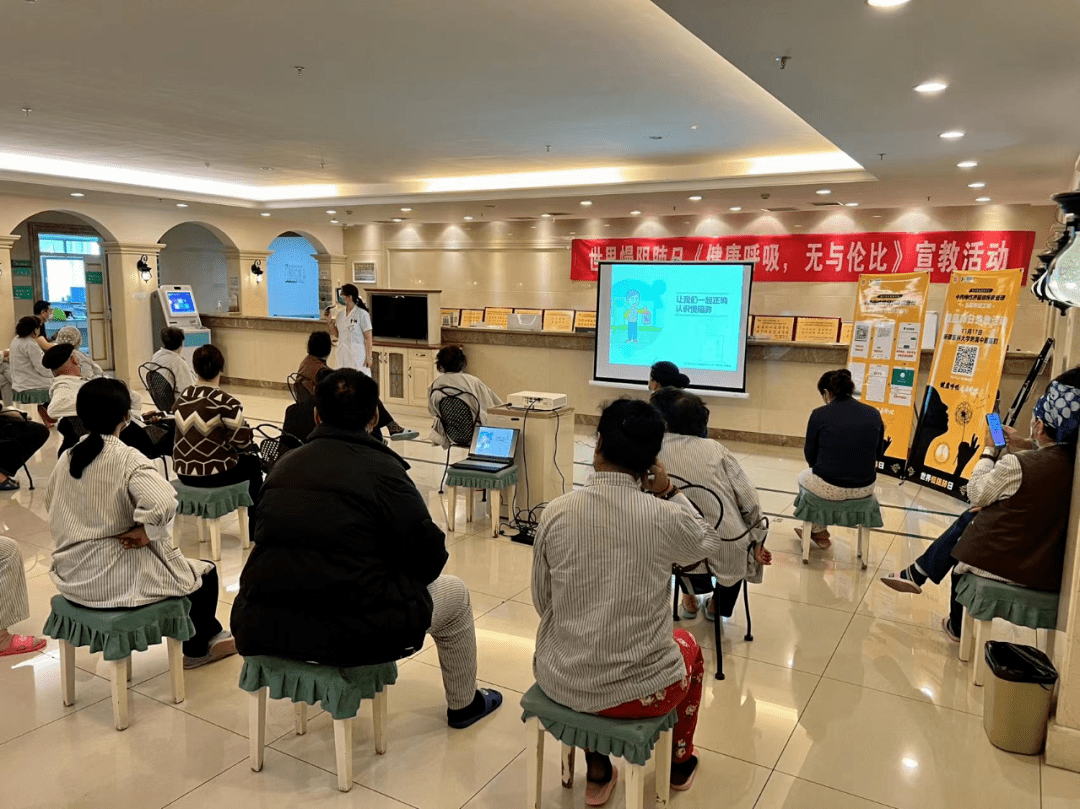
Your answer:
[429,386,481,494]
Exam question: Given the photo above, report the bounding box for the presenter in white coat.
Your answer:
[326,284,373,376]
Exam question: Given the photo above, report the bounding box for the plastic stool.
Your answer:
[792,488,883,568]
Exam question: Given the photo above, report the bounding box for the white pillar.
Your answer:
[103,242,164,386]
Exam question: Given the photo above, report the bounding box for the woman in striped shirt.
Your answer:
[532,399,724,804]
[46,378,237,669]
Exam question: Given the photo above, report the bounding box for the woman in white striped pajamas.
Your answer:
[0,536,46,656]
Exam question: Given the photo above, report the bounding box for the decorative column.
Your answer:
[224,249,270,318]
[1047,456,1080,771]
[316,254,349,311]
[103,242,164,386]
[0,236,19,341]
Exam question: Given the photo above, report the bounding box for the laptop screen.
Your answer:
[470,426,518,459]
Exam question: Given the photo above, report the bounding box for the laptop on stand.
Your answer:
[450,425,519,473]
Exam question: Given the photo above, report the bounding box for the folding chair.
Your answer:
[252,424,303,474]
[429,386,480,494]
[287,373,315,407]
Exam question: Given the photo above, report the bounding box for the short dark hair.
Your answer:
[15,316,41,338]
[650,361,690,389]
[192,344,225,381]
[651,388,710,438]
[307,330,332,358]
[160,327,185,351]
[315,369,379,431]
[596,398,665,475]
[436,345,467,373]
[34,300,51,316]
[817,368,855,400]
[42,343,76,371]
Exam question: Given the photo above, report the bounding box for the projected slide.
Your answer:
[594,261,753,392]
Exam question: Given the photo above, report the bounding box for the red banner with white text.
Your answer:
[570,231,1036,283]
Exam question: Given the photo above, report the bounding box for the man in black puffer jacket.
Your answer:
[231,369,502,729]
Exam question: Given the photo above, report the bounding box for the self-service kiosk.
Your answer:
[151,285,212,363]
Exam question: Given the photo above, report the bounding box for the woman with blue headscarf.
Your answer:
[880,368,1080,641]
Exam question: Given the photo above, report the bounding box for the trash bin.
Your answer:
[982,641,1058,754]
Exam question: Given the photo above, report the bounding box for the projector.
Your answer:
[507,391,568,410]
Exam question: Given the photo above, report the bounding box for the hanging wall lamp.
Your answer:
[136,255,153,282]
[251,259,264,283]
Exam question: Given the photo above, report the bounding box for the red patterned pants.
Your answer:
[596,629,704,763]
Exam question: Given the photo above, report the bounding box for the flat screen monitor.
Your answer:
[594,261,754,393]
[370,294,428,341]
[166,291,197,316]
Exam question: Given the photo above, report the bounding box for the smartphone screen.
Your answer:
[986,412,1007,448]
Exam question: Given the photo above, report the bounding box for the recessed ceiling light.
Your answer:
[975,196,991,202]
[260,212,271,217]
[260,166,274,171]
[400,207,412,212]
[391,217,403,223]
[873,214,883,218]
[690,124,698,130]
[688,195,702,201]
[176,203,188,208]
[816,189,832,195]
[580,200,593,207]
[957,160,978,168]
[540,213,553,218]
[569,231,576,235]
[70,192,84,197]
[325,209,336,214]
[967,182,986,188]
[630,210,641,215]
[794,224,804,228]
[940,130,965,140]
[330,219,340,224]
[729,206,742,212]
[867,0,910,7]
[914,81,948,94]
[845,202,860,207]
[463,216,474,220]
[604,223,612,227]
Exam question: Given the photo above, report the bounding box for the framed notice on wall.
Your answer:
[483,307,513,328]
[440,308,461,327]
[573,310,597,330]
[460,309,484,327]
[794,316,841,344]
[543,309,575,332]
[750,315,795,342]
[352,262,377,285]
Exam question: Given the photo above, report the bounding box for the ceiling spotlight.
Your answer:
[940,130,965,140]
[975,196,991,202]
[816,189,832,195]
[260,212,271,217]
[176,203,188,208]
[845,202,860,207]
[70,192,84,197]
[260,166,274,171]
[391,218,403,223]
[914,81,948,94]
[867,0,910,7]
[400,207,412,212]
[688,195,702,201]
[580,200,593,207]
[690,124,699,130]
[967,182,986,188]
[729,206,742,212]
[330,219,340,224]
[630,210,641,215]
[957,160,978,168]
[463,215,474,221]
[325,209,336,214]
[604,223,612,227]
[540,213,553,218]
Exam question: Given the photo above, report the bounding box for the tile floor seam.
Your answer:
[457,746,525,809]
[816,673,983,718]
[156,757,251,809]
[127,688,278,744]
[0,691,112,749]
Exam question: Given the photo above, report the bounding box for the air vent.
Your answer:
[811,201,842,207]
[507,216,537,221]
[373,220,400,224]
[763,206,798,212]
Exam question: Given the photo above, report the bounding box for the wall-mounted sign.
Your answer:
[750,315,795,342]
[794,316,842,343]
[352,261,377,285]
[459,309,484,328]
[441,308,461,327]
[574,310,597,330]
[543,309,575,332]
[483,307,513,328]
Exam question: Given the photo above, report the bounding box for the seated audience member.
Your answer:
[797,369,884,549]
[652,388,772,620]
[0,349,11,406]
[45,378,236,669]
[649,360,691,391]
[532,399,726,801]
[282,366,332,441]
[298,330,412,442]
[43,344,157,458]
[150,327,198,394]
[231,369,502,729]
[0,408,49,493]
[880,370,1079,639]
[54,326,103,379]
[1,535,46,655]
[32,300,56,349]
[10,316,57,426]
[173,345,261,544]
[428,345,503,448]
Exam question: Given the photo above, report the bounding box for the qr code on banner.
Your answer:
[952,344,979,378]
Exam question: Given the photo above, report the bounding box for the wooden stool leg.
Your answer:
[167,637,185,704]
[125,655,133,683]
[560,743,575,788]
[210,517,221,561]
[446,485,457,532]
[490,489,501,537]
[111,659,130,731]
[373,689,388,754]
[197,517,205,545]
[654,729,672,807]
[60,639,75,707]
[294,702,307,735]
[959,608,975,662]
[249,687,267,771]
[238,507,250,550]
[508,484,516,519]
[334,717,354,792]
[857,525,869,570]
[972,619,991,686]
[1043,628,1057,662]
[465,488,474,524]
[802,520,813,564]
[625,763,645,809]
[526,715,545,809]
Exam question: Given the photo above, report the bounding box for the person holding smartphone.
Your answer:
[326,284,373,376]
[880,368,1080,641]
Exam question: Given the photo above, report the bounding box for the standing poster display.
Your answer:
[907,268,1024,498]
[846,272,930,479]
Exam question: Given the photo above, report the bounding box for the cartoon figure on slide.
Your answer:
[623,289,651,343]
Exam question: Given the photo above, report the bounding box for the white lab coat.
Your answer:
[334,306,373,376]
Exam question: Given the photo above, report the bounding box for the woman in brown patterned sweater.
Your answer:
[173,345,262,544]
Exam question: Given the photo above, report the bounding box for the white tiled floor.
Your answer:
[2,384,1078,808]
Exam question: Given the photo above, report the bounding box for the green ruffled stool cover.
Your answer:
[445,463,519,492]
[13,389,49,405]
[955,573,1059,629]
[520,683,677,767]
[172,479,253,519]
[42,594,194,661]
[792,488,883,529]
[238,656,398,721]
